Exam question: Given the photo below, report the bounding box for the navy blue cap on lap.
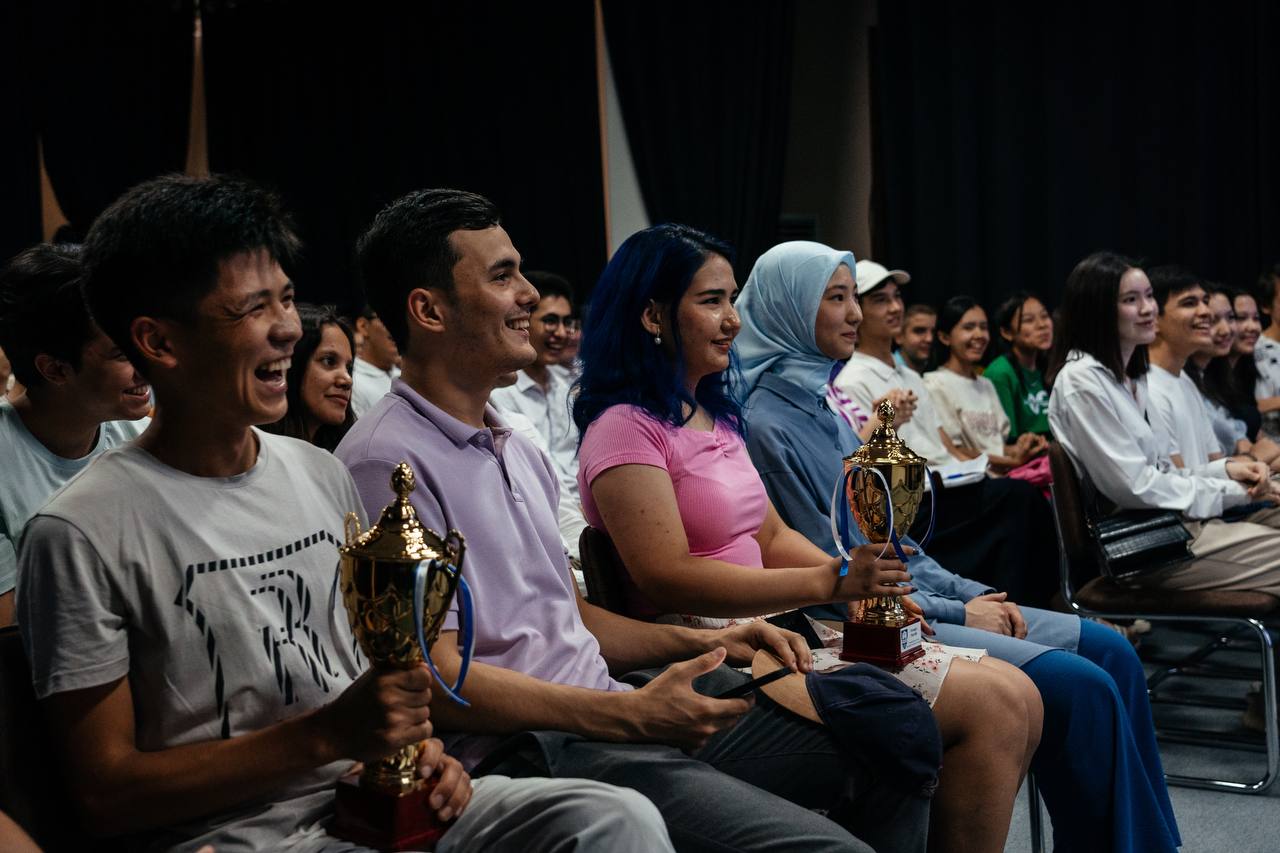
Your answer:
[805,664,942,796]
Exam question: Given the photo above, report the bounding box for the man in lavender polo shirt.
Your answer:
[336,189,930,853]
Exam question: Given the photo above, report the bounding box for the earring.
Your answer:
[654,333,662,345]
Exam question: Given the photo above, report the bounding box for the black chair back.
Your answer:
[578,527,631,615]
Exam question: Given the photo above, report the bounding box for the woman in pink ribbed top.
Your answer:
[573,225,1043,853]
[579,404,768,621]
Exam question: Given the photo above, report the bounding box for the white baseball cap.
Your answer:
[855,260,911,296]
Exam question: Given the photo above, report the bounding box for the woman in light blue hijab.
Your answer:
[737,240,1179,853]
[736,240,853,400]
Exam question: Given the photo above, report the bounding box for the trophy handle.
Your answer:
[829,465,897,576]
[343,512,362,546]
[412,560,475,706]
[915,478,937,551]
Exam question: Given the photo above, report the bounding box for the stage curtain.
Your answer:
[203,1,605,310]
[0,0,41,263]
[875,0,1280,311]
[36,0,194,242]
[602,0,796,276]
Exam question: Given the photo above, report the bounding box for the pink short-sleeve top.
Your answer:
[578,404,769,619]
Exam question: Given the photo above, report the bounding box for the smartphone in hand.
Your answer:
[713,666,792,699]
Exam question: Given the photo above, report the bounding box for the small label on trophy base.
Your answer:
[840,617,927,670]
[900,620,922,653]
[333,772,449,851]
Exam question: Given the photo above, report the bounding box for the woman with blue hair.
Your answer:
[735,240,1180,853]
[574,224,1043,853]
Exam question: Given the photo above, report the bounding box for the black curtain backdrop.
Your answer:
[602,0,796,277]
[875,1,1280,313]
[36,0,194,242]
[203,1,605,311]
[0,0,41,265]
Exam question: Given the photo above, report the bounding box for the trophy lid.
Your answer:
[341,462,445,563]
[847,400,926,468]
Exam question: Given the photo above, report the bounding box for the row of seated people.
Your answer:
[885,271,1280,479]
[3,174,1260,851]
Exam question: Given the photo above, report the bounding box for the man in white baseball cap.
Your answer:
[854,259,911,296]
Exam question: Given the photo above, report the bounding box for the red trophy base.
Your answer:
[332,772,450,851]
[840,616,926,669]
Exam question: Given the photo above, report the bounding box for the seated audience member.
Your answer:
[1049,252,1280,598]
[339,188,929,853]
[1212,288,1280,461]
[832,263,947,458]
[552,311,582,382]
[489,270,589,557]
[1183,284,1280,470]
[350,306,401,417]
[735,240,1179,853]
[832,260,1059,606]
[17,175,665,853]
[984,291,1054,439]
[574,229,1041,853]
[261,303,356,452]
[1144,266,1227,471]
[1254,263,1280,439]
[0,243,150,627]
[923,296,1049,477]
[893,301,936,374]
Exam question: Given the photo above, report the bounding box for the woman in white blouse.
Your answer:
[1047,251,1280,596]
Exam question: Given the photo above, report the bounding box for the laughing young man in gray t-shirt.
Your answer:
[15,175,671,853]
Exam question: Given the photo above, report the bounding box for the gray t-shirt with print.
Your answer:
[16,430,368,852]
[0,398,146,594]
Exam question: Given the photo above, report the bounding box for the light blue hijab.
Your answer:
[735,240,856,399]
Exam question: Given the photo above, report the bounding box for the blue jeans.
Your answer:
[1023,622,1181,852]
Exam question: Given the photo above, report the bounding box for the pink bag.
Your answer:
[1006,453,1053,499]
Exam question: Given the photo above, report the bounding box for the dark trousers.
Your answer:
[477,665,930,853]
[914,477,1060,608]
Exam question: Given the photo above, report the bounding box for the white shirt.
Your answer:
[1204,397,1248,457]
[550,362,581,384]
[490,369,588,558]
[1255,336,1280,439]
[1048,350,1246,520]
[923,368,1010,457]
[1146,364,1223,470]
[350,357,396,419]
[833,351,952,463]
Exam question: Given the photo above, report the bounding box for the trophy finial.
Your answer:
[392,461,416,499]
[877,399,895,427]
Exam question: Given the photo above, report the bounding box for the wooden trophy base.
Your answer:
[840,616,926,670]
[332,772,449,851]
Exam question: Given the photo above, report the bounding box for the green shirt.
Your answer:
[983,354,1051,439]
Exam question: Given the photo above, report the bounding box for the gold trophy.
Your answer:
[832,399,930,668]
[332,461,474,852]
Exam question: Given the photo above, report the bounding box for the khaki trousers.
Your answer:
[1150,506,1280,596]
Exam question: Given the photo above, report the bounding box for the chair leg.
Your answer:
[1162,617,1279,793]
[1026,770,1045,853]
